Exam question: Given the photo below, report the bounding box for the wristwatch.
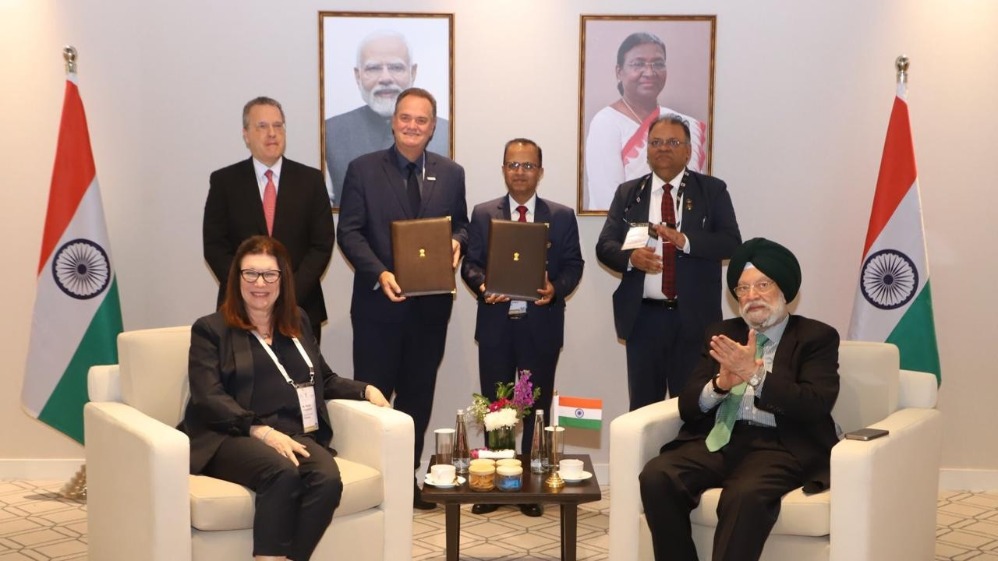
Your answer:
[747,366,764,388]
[711,375,730,394]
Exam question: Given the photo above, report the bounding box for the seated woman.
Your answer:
[182,235,389,561]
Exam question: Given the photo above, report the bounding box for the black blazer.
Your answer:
[203,157,335,324]
[676,315,841,493]
[336,147,469,323]
[182,311,368,474]
[595,169,741,340]
[460,196,584,349]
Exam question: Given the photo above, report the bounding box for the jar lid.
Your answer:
[496,458,522,467]
[469,464,496,475]
[470,458,496,466]
[496,465,522,476]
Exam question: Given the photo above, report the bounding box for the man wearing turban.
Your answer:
[638,238,841,561]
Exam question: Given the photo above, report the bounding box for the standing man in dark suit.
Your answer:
[337,87,468,510]
[639,238,841,561]
[461,138,584,517]
[596,114,741,411]
[203,96,335,342]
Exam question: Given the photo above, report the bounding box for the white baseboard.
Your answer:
[0,459,85,481]
[939,468,998,491]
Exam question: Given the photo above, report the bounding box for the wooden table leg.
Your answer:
[561,503,578,561]
[445,503,460,561]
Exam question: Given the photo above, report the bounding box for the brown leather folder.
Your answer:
[485,219,548,301]
[391,217,456,297]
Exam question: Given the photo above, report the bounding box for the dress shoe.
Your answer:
[471,503,499,515]
[413,481,437,510]
[519,503,544,517]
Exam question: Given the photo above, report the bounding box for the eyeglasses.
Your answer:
[240,269,281,284]
[253,121,285,133]
[648,138,689,149]
[733,280,778,298]
[504,161,540,171]
[625,60,667,73]
[361,62,410,77]
[395,113,431,127]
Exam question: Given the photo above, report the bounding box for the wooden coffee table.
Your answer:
[421,453,601,561]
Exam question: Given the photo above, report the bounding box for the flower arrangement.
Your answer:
[469,370,541,431]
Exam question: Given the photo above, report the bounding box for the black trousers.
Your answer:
[625,303,703,411]
[639,425,804,561]
[477,318,560,454]
[352,312,448,471]
[204,434,343,561]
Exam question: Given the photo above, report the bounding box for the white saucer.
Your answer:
[424,475,465,488]
[558,470,593,483]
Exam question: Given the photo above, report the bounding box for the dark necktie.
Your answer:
[516,205,527,222]
[406,162,421,216]
[661,183,677,299]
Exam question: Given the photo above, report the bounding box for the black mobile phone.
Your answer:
[844,428,889,441]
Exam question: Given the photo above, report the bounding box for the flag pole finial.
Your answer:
[895,55,909,85]
[63,46,78,74]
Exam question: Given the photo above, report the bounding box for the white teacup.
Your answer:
[430,464,456,485]
[559,458,584,479]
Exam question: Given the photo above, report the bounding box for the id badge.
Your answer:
[622,223,651,250]
[296,384,319,433]
[509,300,527,317]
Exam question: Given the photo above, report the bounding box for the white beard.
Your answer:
[361,85,404,117]
[740,294,789,331]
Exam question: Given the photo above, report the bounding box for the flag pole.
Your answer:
[56,44,88,502]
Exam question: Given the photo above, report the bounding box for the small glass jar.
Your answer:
[495,458,522,469]
[469,464,496,492]
[495,465,523,491]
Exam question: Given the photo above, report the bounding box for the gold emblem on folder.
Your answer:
[513,252,520,261]
[419,248,426,258]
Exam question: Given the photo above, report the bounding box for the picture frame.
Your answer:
[318,11,454,211]
[578,15,716,215]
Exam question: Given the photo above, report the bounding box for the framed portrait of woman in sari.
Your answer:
[578,15,716,215]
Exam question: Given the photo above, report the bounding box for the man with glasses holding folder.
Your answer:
[461,138,584,517]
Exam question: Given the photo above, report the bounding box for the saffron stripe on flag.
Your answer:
[558,396,602,410]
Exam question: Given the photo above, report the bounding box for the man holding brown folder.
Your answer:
[461,138,584,516]
[337,88,469,510]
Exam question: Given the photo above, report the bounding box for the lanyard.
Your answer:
[250,331,315,387]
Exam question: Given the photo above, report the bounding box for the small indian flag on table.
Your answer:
[553,395,603,430]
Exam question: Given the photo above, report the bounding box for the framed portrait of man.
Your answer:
[319,12,454,210]
[578,15,716,215]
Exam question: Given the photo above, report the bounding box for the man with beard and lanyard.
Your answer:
[324,30,451,206]
[639,238,841,561]
[596,113,741,411]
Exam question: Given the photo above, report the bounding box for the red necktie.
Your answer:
[263,169,277,235]
[516,205,528,222]
[661,184,677,299]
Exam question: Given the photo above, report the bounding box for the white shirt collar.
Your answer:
[508,194,537,217]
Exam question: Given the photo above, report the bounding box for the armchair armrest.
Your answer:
[829,406,942,561]
[899,369,938,408]
[85,401,192,561]
[608,399,682,561]
[327,400,414,561]
[87,364,121,403]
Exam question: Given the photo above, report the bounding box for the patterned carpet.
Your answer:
[0,481,995,560]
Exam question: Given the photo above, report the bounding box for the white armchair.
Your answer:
[609,341,942,561]
[85,326,414,561]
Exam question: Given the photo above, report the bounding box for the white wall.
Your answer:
[2,0,995,481]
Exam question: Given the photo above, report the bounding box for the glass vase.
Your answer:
[487,425,516,451]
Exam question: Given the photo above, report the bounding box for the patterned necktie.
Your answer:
[660,183,677,299]
[263,169,277,235]
[406,162,421,216]
[516,205,527,222]
[705,332,770,452]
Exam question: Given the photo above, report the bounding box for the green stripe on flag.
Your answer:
[558,417,602,430]
[886,282,941,384]
[38,280,123,443]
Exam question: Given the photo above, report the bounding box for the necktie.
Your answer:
[660,183,677,299]
[705,333,770,452]
[406,162,421,216]
[516,205,528,222]
[263,169,277,235]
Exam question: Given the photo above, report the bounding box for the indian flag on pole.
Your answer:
[21,53,123,444]
[553,395,603,430]
[847,73,940,384]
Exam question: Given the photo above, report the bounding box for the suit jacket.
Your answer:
[324,106,451,206]
[461,196,584,349]
[676,315,841,493]
[595,169,741,340]
[182,310,368,474]
[203,157,335,324]
[336,146,469,323]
